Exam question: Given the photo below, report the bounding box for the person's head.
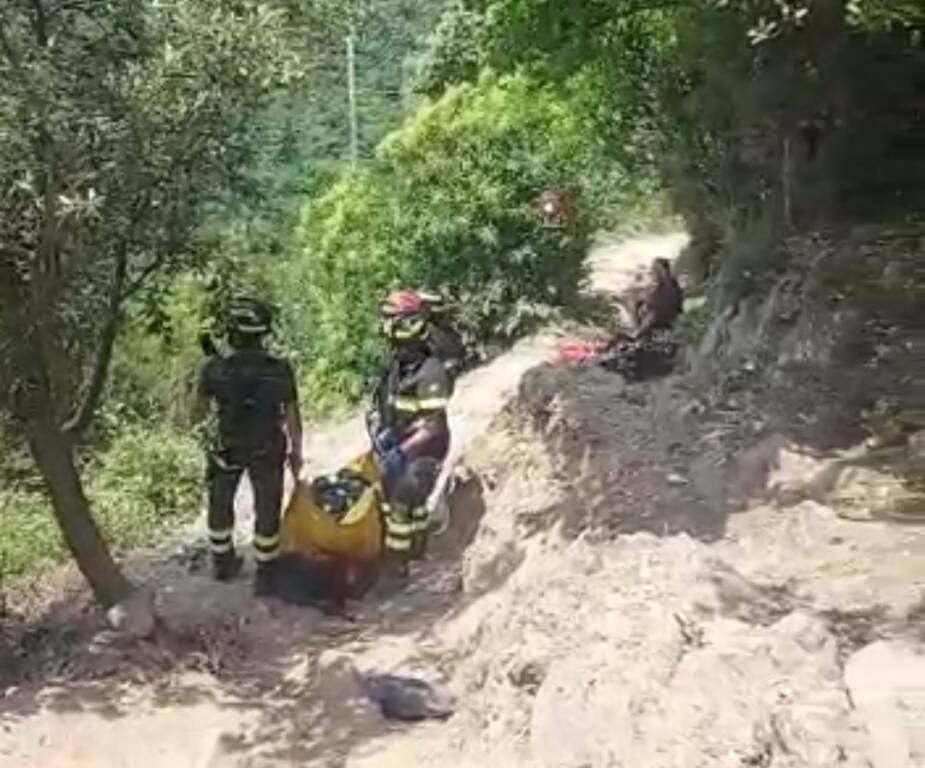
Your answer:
[381,290,430,361]
[652,258,672,281]
[225,297,273,351]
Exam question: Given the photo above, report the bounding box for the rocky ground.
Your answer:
[2,226,925,768]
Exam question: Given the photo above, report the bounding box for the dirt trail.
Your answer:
[6,226,924,767]
[0,232,687,768]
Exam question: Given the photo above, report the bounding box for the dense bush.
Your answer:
[0,490,62,584]
[107,276,211,426]
[424,1,924,300]
[0,425,202,582]
[291,72,616,411]
[88,426,203,552]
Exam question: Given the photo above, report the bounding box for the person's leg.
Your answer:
[249,442,286,596]
[410,506,430,561]
[207,453,244,581]
[381,499,413,579]
[394,457,442,561]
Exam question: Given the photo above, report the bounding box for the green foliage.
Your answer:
[674,295,711,347]
[107,275,210,426]
[0,0,314,600]
[0,0,304,424]
[415,0,924,302]
[0,489,63,583]
[409,2,486,94]
[0,425,201,582]
[293,72,607,410]
[87,425,202,552]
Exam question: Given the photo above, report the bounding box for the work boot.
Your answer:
[409,532,429,562]
[213,551,244,582]
[254,561,279,598]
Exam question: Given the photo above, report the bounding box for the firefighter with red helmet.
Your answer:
[368,290,454,580]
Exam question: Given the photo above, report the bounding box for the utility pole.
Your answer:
[346,24,359,167]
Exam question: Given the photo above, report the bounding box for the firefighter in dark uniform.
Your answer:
[369,291,453,578]
[194,297,303,596]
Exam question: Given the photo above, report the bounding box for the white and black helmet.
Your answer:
[226,296,274,338]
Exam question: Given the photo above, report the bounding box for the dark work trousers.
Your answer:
[207,438,286,567]
[381,453,445,560]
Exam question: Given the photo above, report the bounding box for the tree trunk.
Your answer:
[23,379,134,608]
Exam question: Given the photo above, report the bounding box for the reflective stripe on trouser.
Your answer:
[411,506,429,534]
[383,503,413,553]
[207,442,284,564]
[209,527,234,555]
[253,532,280,563]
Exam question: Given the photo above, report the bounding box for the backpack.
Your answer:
[428,320,466,383]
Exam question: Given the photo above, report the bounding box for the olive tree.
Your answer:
[0,0,302,607]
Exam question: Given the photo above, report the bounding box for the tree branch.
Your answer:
[29,0,48,47]
[122,251,167,300]
[0,17,24,72]
[62,245,127,436]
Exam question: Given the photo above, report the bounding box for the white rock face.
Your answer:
[845,642,925,768]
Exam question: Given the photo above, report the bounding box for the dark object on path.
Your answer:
[599,333,679,383]
[634,258,684,337]
[274,552,377,611]
[362,673,457,722]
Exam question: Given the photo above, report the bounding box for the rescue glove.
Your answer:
[380,446,407,481]
[373,427,400,457]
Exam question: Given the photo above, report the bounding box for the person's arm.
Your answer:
[398,361,450,461]
[285,401,303,478]
[634,282,664,339]
[400,413,448,461]
[634,308,657,339]
[191,362,211,425]
[283,363,303,478]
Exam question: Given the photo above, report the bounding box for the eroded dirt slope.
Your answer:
[5,226,924,768]
[0,232,683,768]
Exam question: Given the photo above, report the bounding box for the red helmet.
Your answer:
[381,289,427,341]
[381,289,425,317]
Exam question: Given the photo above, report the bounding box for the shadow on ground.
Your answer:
[0,472,488,767]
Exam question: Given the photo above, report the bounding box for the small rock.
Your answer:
[106,587,156,639]
[908,430,925,460]
[363,674,456,722]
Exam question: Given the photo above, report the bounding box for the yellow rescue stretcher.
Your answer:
[280,451,384,564]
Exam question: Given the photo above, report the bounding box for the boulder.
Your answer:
[844,641,925,768]
[106,586,156,640]
[362,674,456,722]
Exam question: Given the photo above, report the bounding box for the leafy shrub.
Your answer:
[108,276,210,427]
[293,72,610,411]
[0,424,202,583]
[0,489,65,582]
[88,425,203,553]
